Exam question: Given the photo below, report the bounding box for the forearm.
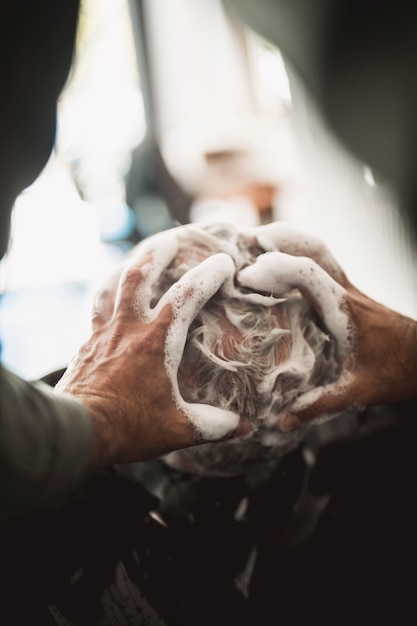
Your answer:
[346,289,417,406]
[0,365,93,519]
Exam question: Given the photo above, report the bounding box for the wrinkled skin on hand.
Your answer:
[56,241,250,472]
[239,222,417,431]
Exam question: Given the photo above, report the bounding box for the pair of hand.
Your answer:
[56,223,417,471]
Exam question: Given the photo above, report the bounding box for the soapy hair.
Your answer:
[152,223,339,477]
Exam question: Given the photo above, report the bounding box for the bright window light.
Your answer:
[0,0,145,378]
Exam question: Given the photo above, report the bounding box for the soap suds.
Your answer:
[247,221,347,284]
[238,251,354,360]
[159,251,241,441]
[134,222,354,477]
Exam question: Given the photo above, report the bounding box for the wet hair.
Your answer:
[151,223,339,478]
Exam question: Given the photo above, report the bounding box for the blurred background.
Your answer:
[1,0,416,380]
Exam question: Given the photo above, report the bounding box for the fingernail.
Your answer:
[278,413,299,432]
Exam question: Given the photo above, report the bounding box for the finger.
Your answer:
[118,234,180,321]
[113,231,179,321]
[113,254,153,319]
[92,266,125,328]
[187,411,254,445]
[184,402,241,442]
[154,251,235,329]
[132,231,179,298]
[233,417,256,438]
[156,252,235,373]
[157,252,238,438]
[248,222,349,286]
[129,226,181,261]
[238,251,353,359]
[277,372,358,431]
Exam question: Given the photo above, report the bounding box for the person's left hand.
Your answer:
[56,234,250,472]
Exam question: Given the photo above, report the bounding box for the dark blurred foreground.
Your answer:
[2,371,417,625]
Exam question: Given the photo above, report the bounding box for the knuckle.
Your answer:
[91,308,103,326]
[131,325,163,358]
[122,265,144,286]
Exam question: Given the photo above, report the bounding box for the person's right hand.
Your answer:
[56,234,250,472]
[238,222,417,431]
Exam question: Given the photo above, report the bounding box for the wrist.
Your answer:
[76,394,121,472]
[401,319,417,397]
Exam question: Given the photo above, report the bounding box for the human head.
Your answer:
[143,222,340,479]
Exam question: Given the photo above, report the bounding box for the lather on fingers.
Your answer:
[113,234,180,322]
[277,371,357,432]
[157,252,242,442]
[248,221,349,286]
[238,251,354,361]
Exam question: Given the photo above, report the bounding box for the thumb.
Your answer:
[184,402,241,442]
[277,374,358,432]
